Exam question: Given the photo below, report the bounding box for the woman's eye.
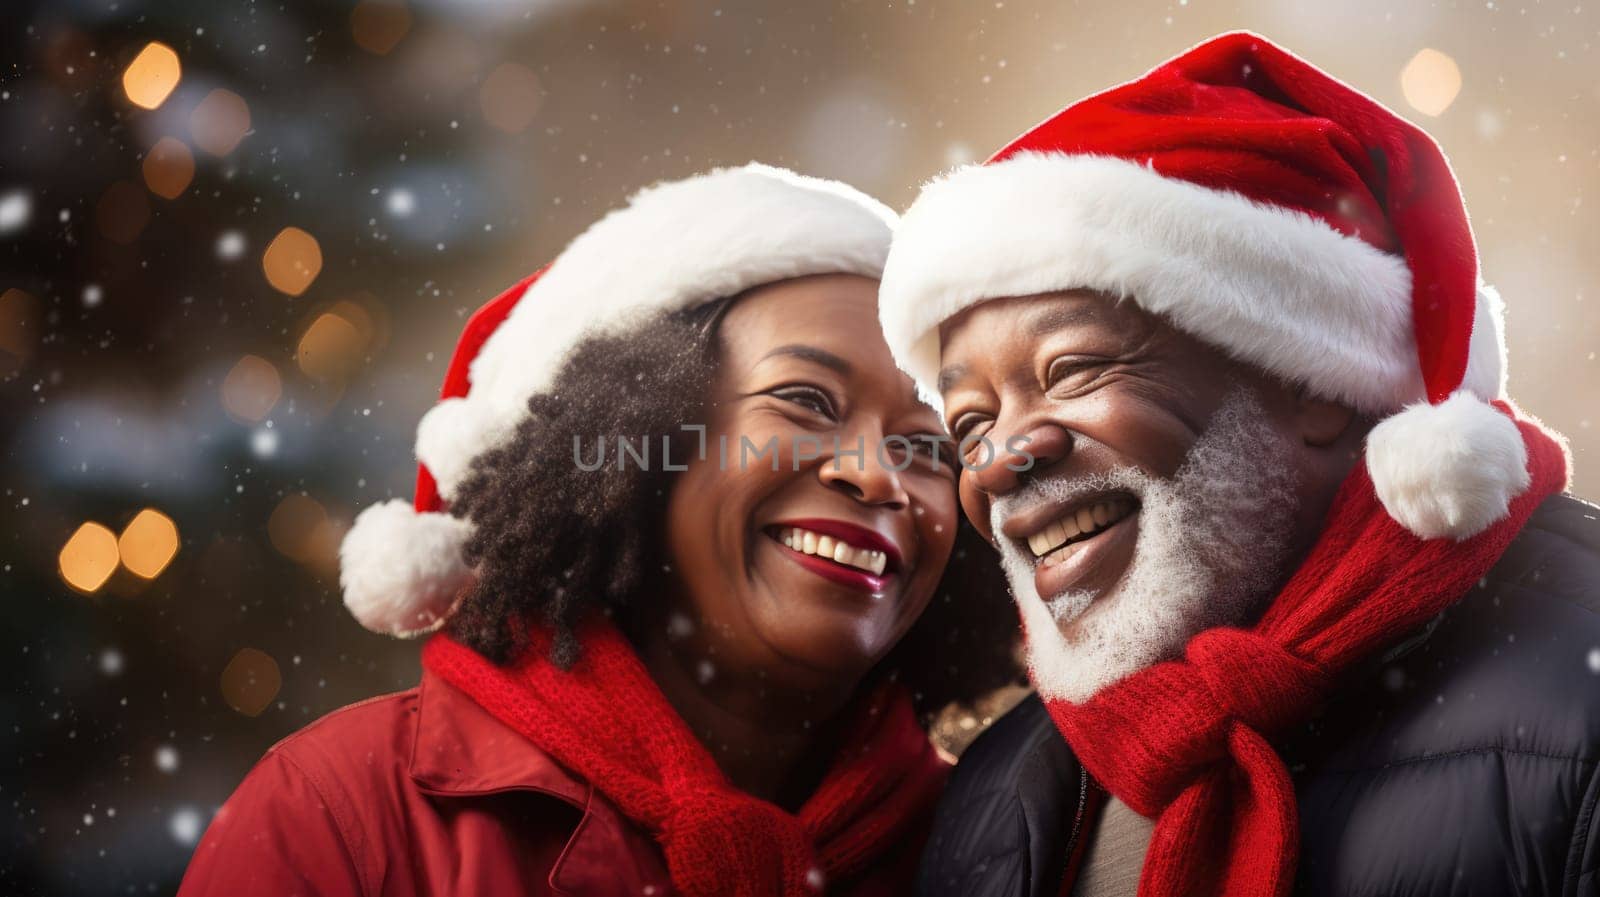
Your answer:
[880,434,956,477]
[910,435,960,473]
[771,385,836,419]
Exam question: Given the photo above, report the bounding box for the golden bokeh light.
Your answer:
[267,493,330,562]
[297,310,367,381]
[327,294,389,356]
[302,516,345,577]
[351,0,413,56]
[60,522,120,594]
[220,648,282,717]
[122,41,181,110]
[262,226,323,296]
[118,509,180,580]
[189,88,252,156]
[479,62,542,134]
[220,354,282,423]
[1400,48,1462,117]
[142,137,195,200]
[0,288,39,377]
[95,180,151,244]
[331,297,379,342]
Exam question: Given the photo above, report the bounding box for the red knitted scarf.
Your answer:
[1047,405,1568,897]
[422,618,948,897]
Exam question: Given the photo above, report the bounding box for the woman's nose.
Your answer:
[818,433,911,509]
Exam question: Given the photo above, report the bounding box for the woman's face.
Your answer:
[663,274,959,694]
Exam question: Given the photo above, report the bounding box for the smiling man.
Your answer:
[880,33,1600,897]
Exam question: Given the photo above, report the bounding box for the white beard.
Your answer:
[991,387,1303,703]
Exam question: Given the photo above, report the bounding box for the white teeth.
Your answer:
[1027,531,1050,557]
[1056,517,1078,543]
[1023,499,1134,558]
[775,526,890,576]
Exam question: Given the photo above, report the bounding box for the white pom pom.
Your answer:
[415,397,519,501]
[1366,391,1530,540]
[339,499,474,636]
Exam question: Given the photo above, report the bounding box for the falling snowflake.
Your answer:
[386,188,416,218]
[0,190,31,235]
[169,807,203,845]
[155,744,180,773]
[667,612,694,639]
[216,230,247,261]
[251,427,280,458]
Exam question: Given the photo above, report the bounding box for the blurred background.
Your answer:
[1,0,1595,893]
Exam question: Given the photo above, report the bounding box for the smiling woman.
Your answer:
[454,272,1013,806]
[662,276,968,706]
[176,165,1017,897]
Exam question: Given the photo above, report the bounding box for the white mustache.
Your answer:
[989,467,1151,544]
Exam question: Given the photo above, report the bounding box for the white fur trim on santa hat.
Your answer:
[879,153,1511,416]
[1366,391,1530,540]
[340,499,475,636]
[1464,283,1509,400]
[417,163,896,500]
[414,396,522,505]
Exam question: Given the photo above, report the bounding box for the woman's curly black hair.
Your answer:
[446,296,1021,719]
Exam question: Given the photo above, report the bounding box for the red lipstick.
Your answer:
[766,517,904,594]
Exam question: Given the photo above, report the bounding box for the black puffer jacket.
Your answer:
[919,494,1600,897]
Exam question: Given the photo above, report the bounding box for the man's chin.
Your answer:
[1004,527,1195,703]
[1042,589,1096,628]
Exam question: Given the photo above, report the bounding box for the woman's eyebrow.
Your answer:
[759,344,852,374]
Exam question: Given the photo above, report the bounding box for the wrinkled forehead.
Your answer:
[934,290,1158,391]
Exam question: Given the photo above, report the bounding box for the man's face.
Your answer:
[938,290,1339,701]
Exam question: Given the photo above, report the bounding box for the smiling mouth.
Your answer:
[1023,495,1139,568]
[769,525,892,576]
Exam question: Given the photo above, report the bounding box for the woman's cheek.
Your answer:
[725,411,804,473]
[911,478,960,574]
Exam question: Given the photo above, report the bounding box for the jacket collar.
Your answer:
[408,667,590,802]
[407,668,671,895]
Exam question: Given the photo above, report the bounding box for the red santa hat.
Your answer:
[879,31,1527,542]
[340,163,897,636]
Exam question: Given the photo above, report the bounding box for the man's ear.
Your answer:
[1294,389,1358,448]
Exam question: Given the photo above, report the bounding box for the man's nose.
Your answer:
[967,421,1074,497]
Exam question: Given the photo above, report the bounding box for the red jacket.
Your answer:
[179,669,928,896]
[178,670,673,896]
